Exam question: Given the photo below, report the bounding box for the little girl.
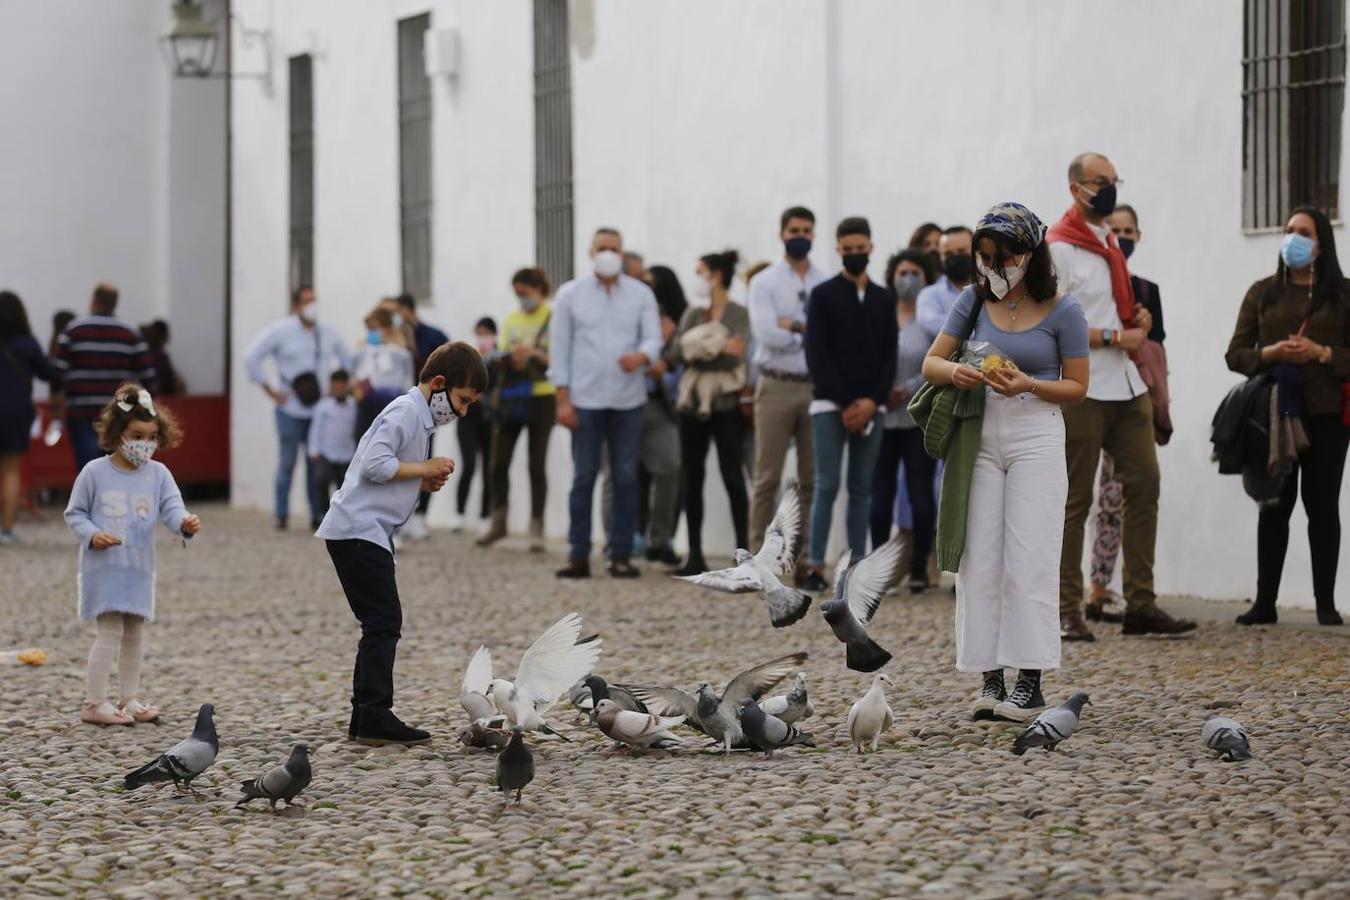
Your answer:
[65,383,201,726]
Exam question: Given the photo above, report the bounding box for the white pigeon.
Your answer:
[845,673,893,753]
[459,646,499,724]
[675,486,812,628]
[759,672,814,725]
[593,699,685,753]
[486,613,603,734]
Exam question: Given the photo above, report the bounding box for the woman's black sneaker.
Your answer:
[972,670,1006,720]
[1235,600,1277,626]
[673,557,708,578]
[993,673,1045,723]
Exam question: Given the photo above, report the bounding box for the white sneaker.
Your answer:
[404,513,430,541]
[447,513,465,534]
[0,531,18,546]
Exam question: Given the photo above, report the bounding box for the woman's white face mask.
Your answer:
[977,254,1029,300]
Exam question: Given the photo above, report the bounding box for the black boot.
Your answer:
[1235,598,1278,626]
[1316,601,1344,626]
[673,554,708,578]
[993,670,1045,723]
[972,669,1006,721]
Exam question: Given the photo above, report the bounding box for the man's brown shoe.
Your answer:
[555,558,591,579]
[1122,606,1197,637]
[1060,612,1096,642]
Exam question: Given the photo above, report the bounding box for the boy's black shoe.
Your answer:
[556,559,591,579]
[351,714,431,747]
[608,559,641,579]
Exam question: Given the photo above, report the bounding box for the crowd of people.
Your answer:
[2,148,1347,736]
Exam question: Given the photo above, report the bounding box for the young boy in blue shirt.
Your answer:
[318,341,488,745]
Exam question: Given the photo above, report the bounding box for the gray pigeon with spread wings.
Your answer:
[235,744,312,811]
[1012,693,1091,755]
[758,672,814,725]
[123,703,218,794]
[628,652,807,754]
[675,486,811,627]
[1202,716,1252,761]
[820,538,905,672]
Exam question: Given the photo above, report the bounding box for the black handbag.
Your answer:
[290,328,323,407]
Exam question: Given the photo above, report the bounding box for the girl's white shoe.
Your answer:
[120,699,161,723]
[82,700,134,726]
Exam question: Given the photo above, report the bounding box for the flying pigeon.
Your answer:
[758,672,814,725]
[738,697,815,758]
[123,703,218,794]
[460,646,499,724]
[675,486,812,627]
[495,729,535,804]
[487,613,603,737]
[1012,692,1091,755]
[593,699,686,753]
[1202,716,1252,761]
[458,720,512,751]
[628,652,807,754]
[821,539,904,672]
[845,673,894,754]
[235,744,312,811]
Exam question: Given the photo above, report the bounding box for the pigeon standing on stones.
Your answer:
[123,703,218,794]
[235,744,312,811]
[1012,693,1091,755]
[458,720,511,751]
[483,613,603,737]
[629,652,808,754]
[674,487,812,628]
[593,699,685,753]
[758,672,814,725]
[1202,716,1253,761]
[738,698,815,758]
[845,673,894,754]
[821,539,904,672]
[495,728,535,804]
[572,675,648,724]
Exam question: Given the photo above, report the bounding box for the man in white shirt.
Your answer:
[747,206,829,589]
[915,226,974,341]
[1047,152,1195,640]
[548,227,663,579]
[245,287,354,531]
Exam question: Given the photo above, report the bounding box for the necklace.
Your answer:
[1007,298,1020,322]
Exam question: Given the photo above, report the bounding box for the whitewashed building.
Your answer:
[4,1,1347,609]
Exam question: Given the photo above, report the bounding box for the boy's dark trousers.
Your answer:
[326,539,401,733]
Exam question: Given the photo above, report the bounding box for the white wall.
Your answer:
[0,0,226,396]
[229,0,1346,607]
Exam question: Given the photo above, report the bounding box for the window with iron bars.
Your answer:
[398,14,433,302]
[288,54,314,294]
[1243,0,1346,229]
[534,0,574,285]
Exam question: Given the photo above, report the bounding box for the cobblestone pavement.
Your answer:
[2,505,1348,898]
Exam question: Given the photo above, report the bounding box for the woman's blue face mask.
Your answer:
[1281,232,1316,270]
[366,329,383,346]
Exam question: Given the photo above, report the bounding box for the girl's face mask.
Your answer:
[121,438,157,469]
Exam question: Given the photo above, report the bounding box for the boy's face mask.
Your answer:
[429,389,458,426]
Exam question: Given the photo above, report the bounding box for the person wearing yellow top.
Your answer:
[478,268,556,550]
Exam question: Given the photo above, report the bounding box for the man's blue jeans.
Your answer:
[808,410,884,566]
[66,417,102,472]
[569,407,643,562]
[275,409,323,525]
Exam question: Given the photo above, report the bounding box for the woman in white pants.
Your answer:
[922,202,1089,722]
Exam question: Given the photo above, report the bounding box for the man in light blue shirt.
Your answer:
[747,206,828,584]
[318,342,487,747]
[915,226,974,341]
[549,227,662,579]
[244,286,353,531]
